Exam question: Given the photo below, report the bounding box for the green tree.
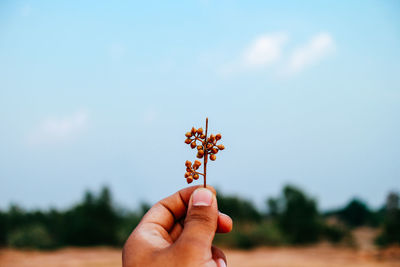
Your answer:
[217,192,261,222]
[337,198,372,227]
[0,211,7,246]
[268,185,321,244]
[376,192,400,246]
[63,186,120,246]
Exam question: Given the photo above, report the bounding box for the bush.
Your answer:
[7,224,54,249]
[214,221,286,249]
[247,222,286,247]
[375,209,400,246]
[322,224,348,244]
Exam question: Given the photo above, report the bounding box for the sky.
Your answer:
[0,0,399,211]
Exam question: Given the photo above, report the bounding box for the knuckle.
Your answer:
[187,209,214,225]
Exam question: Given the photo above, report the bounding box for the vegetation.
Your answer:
[0,187,138,249]
[325,198,383,228]
[375,192,400,246]
[0,185,398,250]
[216,185,350,248]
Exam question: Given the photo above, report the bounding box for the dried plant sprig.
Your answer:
[184,118,225,187]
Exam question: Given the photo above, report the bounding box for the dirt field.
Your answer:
[1,245,399,267]
[1,228,399,267]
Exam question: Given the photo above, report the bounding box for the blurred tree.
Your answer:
[267,185,321,244]
[280,185,321,243]
[337,198,372,227]
[6,205,26,230]
[386,192,399,210]
[266,198,279,218]
[0,211,6,246]
[217,192,261,222]
[376,192,400,246]
[63,186,120,246]
[3,185,392,249]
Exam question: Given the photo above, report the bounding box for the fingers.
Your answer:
[139,185,216,232]
[169,212,232,242]
[169,220,184,241]
[217,212,233,233]
[176,187,219,250]
[212,246,227,267]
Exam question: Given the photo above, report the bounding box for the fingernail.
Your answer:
[192,188,213,206]
[217,258,227,267]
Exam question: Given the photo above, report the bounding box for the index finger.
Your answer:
[139,185,216,232]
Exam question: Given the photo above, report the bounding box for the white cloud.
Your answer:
[243,33,289,68]
[28,110,89,145]
[286,32,335,74]
[219,32,335,77]
[219,32,288,75]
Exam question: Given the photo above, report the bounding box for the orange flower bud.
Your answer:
[197,128,203,135]
[185,138,192,144]
[186,167,191,172]
[217,144,225,150]
[190,142,196,149]
[193,173,199,180]
[187,177,193,184]
[216,133,221,140]
[200,134,205,139]
[185,160,192,167]
[207,143,213,150]
[191,127,196,134]
[212,147,218,154]
[210,154,216,161]
[197,145,203,150]
[209,134,215,141]
[197,150,204,158]
[185,132,192,138]
[194,160,202,167]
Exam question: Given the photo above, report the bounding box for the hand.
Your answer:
[122,186,233,267]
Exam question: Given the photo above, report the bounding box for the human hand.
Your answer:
[122,186,233,267]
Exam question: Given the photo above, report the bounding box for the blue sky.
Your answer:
[0,0,399,211]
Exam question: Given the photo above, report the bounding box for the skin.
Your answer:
[123,185,233,267]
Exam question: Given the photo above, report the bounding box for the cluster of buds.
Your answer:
[184,118,225,187]
[185,128,225,161]
[184,160,202,184]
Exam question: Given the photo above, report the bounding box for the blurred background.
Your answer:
[0,1,399,266]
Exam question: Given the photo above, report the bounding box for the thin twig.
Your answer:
[204,117,208,188]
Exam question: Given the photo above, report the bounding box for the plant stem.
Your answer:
[204,117,208,188]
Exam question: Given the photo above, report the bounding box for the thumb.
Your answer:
[177,187,218,250]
